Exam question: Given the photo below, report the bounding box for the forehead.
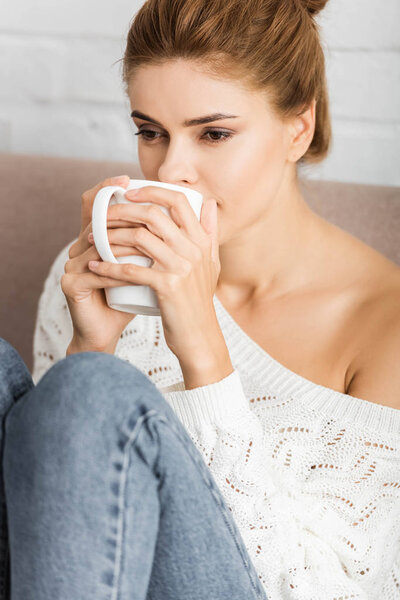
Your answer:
[127,59,271,119]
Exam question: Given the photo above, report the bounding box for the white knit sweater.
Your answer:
[32,241,400,600]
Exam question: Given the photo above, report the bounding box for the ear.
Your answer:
[286,98,316,163]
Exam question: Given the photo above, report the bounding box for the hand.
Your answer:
[87,185,229,367]
[62,175,150,353]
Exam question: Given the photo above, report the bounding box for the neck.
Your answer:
[216,176,326,308]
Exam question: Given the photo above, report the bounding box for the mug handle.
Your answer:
[91,185,125,263]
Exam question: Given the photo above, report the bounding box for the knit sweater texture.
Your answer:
[32,241,400,599]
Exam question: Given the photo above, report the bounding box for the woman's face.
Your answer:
[127,59,295,245]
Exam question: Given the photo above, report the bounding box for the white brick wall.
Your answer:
[1,0,399,185]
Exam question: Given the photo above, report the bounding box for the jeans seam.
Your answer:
[109,407,159,600]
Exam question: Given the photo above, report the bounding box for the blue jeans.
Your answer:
[0,338,268,600]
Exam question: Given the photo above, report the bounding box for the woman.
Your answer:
[1,0,399,598]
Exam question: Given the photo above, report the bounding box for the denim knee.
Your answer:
[44,351,165,409]
[6,351,173,439]
[4,351,173,484]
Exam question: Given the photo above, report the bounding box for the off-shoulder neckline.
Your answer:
[213,294,400,435]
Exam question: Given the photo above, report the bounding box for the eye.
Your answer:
[203,130,232,144]
[134,128,233,145]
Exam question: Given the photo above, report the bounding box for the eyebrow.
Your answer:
[130,110,239,127]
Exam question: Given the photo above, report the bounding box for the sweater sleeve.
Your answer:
[32,240,76,385]
[163,368,396,599]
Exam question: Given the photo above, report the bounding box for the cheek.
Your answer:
[137,145,162,180]
[235,129,286,205]
[219,131,285,210]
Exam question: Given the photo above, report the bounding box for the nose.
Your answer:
[157,137,197,187]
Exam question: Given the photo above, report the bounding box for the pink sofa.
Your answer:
[1,151,399,373]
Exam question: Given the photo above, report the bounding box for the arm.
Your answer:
[66,337,118,356]
[178,328,234,390]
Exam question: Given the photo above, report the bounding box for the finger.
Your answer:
[88,259,160,291]
[69,222,146,261]
[87,227,150,258]
[107,203,195,261]
[88,226,147,248]
[125,186,203,241]
[106,219,148,230]
[62,271,135,300]
[108,226,182,271]
[69,214,144,261]
[87,235,149,257]
[65,243,150,275]
[80,174,131,233]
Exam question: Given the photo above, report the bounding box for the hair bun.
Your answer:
[302,0,329,16]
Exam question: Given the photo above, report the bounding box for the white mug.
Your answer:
[91,179,203,316]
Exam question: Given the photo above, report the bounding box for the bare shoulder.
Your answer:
[342,235,400,409]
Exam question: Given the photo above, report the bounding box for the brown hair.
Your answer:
[120,0,332,166]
